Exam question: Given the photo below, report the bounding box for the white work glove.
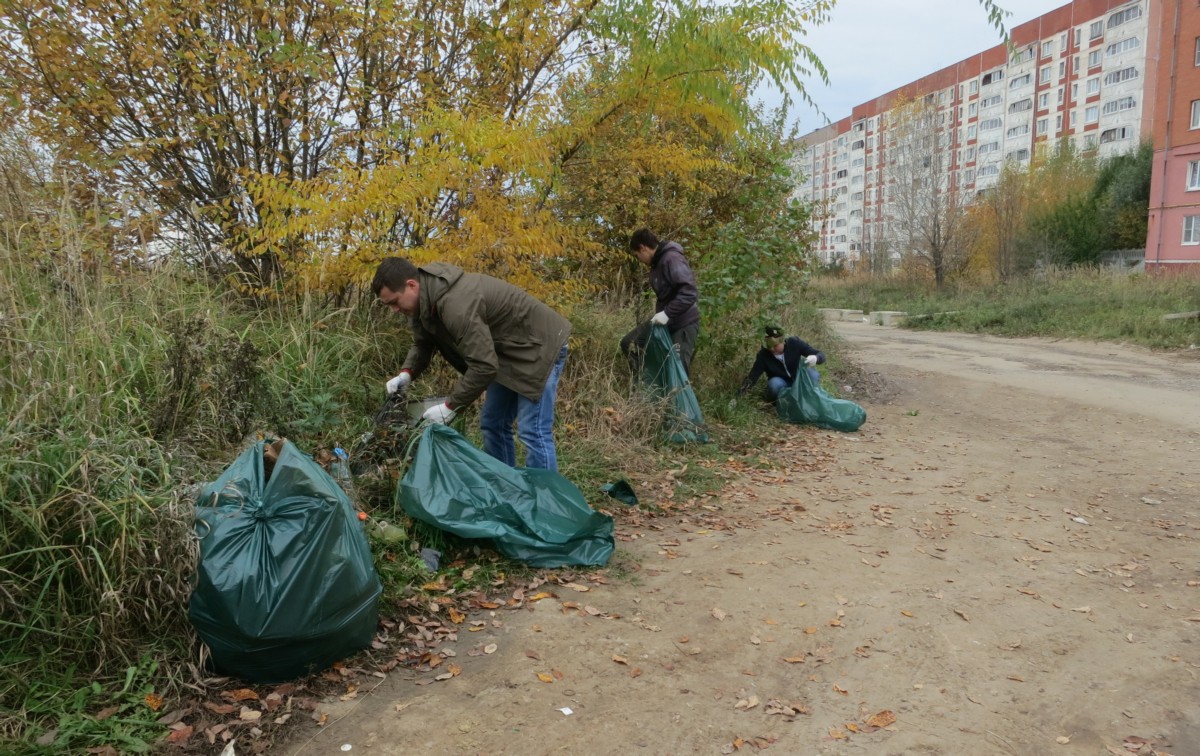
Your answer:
[651,311,669,326]
[385,370,412,395]
[804,355,818,367]
[422,402,456,424]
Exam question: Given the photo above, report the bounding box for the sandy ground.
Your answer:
[278,322,1200,756]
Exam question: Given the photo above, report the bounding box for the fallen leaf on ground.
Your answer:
[954,609,970,622]
[612,655,628,665]
[536,673,554,683]
[866,710,896,728]
[712,608,728,621]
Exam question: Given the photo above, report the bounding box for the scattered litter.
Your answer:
[341,745,353,752]
[420,548,441,571]
[557,707,573,716]
[1071,517,1089,525]
[1141,497,1162,505]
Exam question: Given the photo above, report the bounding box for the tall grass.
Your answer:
[811,267,1200,349]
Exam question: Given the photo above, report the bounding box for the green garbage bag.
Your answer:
[776,369,867,432]
[189,439,381,683]
[639,324,709,443]
[398,425,614,567]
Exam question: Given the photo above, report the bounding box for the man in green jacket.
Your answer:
[371,257,571,471]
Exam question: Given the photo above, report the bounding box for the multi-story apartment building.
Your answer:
[1144,0,1200,271]
[795,0,1158,268]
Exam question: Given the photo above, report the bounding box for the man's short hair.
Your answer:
[629,228,659,252]
[372,257,420,296]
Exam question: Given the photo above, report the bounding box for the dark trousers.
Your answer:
[620,321,699,376]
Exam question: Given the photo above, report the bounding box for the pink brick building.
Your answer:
[1144,0,1200,271]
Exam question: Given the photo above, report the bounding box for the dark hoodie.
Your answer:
[648,241,700,331]
[737,337,825,395]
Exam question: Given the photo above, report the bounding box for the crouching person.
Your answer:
[737,325,825,401]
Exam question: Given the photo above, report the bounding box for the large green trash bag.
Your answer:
[189,439,382,683]
[776,368,867,432]
[398,425,614,567]
[639,324,709,443]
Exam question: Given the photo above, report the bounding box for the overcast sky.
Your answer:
[762,0,1064,134]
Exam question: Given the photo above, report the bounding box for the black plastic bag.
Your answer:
[776,369,867,432]
[398,425,614,567]
[189,439,381,683]
[638,324,709,443]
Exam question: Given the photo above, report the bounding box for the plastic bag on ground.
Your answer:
[638,324,709,443]
[189,439,382,683]
[776,369,867,432]
[398,425,614,567]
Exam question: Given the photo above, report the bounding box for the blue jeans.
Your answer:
[480,345,567,471]
[766,369,819,400]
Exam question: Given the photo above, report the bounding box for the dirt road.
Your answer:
[282,323,1200,756]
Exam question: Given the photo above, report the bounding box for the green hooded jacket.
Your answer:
[400,263,571,408]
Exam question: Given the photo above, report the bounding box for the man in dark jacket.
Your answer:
[737,325,825,400]
[372,257,571,471]
[619,228,701,374]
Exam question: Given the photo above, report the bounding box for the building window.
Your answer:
[964,168,976,184]
[981,69,1004,86]
[1106,37,1140,57]
[1058,88,1065,104]
[1037,117,1050,134]
[1195,37,1200,67]
[1187,161,1200,191]
[1072,83,1079,100]
[1090,20,1104,39]
[1056,115,1063,130]
[1039,93,1050,109]
[1009,98,1033,113]
[1088,50,1102,68]
[851,139,865,150]
[1008,148,1030,162]
[1083,134,1098,150]
[968,102,978,117]
[1059,60,1066,78]
[969,80,979,94]
[965,146,976,161]
[1184,216,1200,246]
[1099,127,1132,143]
[1107,5,1141,28]
[1039,66,1052,84]
[1104,67,1139,85]
[1102,96,1136,115]
[981,95,1003,108]
[1006,124,1030,138]
[1085,106,1099,124]
[978,141,1000,155]
[1060,33,1067,51]
[1087,77,1101,95]
[1073,56,1080,73]
[1041,40,1053,58]
[1009,73,1033,88]
[978,164,1000,178]
[1192,100,1200,129]
[967,125,977,139]
[1075,29,1082,47]
[980,117,1003,131]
